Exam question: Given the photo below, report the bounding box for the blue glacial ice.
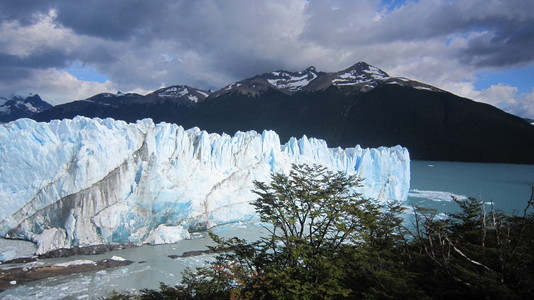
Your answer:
[0,117,410,254]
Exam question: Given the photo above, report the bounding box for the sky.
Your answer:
[1,0,533,118]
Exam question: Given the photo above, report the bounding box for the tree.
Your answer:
[106,167,534,300]
[186,164,415,299]
[209,164,373,298]
[411,194,534,299]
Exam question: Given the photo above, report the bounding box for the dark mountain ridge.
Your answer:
[31,62,534,164]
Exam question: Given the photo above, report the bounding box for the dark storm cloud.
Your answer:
[209,50,285,80]
[0,0,54,24]
[0,67,31,82]
[53,0,171,40]
[459,21,534,67]
[381,0,534,68]
[0,50,69,70]
[0,0,170,40]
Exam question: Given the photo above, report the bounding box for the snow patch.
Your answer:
[197,90,210,98]
[0,105,10,113]
[54,260,97,268]
[414,86,433,91]
[187,95,198,103]
[332,65,390,87]
[224,82,242,91]
[157,86,192,98]
[266,71,317,91]
[363,66,389,80]
[24,103,39,113]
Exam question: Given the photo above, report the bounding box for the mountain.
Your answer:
[32,62,534,164]
[0,117,409,254]
[32,85,210,121]
[211,62,440,97]
[0,94,52,122]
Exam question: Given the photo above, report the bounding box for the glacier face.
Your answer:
[0,117,410,254]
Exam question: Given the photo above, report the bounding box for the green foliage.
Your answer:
[106,165,534,300]
[207,164,377,299]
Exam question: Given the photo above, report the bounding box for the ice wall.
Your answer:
[0,117,410,254]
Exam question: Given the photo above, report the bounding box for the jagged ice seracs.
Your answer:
[0,117,410,255]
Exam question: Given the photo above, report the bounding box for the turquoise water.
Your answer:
[407,161,534,214]
[1,161,533,299]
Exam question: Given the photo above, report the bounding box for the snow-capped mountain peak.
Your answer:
[151,85,211,103]
[210,62,443,98]
[264,66,320,92]
[331,62,390,88]
[0,94,52,122]
[212,66,323,98]
[156,85,190,98]
[84,92,142,107]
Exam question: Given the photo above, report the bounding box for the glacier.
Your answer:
[0,117,410,254]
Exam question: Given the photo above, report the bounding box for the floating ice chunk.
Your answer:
[110,256,127,261]
[408,189,468,202]
[145,225,191,245]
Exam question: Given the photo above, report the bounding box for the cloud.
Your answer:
[0,68,105,103]
[0,0,533,117]
[53,1,168,40]
[442,81,534,119]
[475,85,534,119]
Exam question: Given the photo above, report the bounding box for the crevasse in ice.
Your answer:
[0,117,410,254]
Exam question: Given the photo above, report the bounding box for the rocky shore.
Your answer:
[0,256,133,292]
[0,244,139,292]
[0,242,212,293]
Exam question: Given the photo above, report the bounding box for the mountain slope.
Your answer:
[0,94,52,122]
[32,63,534,164]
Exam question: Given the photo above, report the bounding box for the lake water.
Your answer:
[408,161,534,214]
[1,161,533,299]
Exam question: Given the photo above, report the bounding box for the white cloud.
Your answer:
[524,90,534,118]
[0,68,151,104]
[0,9,75,58]
[441,81,534,119]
